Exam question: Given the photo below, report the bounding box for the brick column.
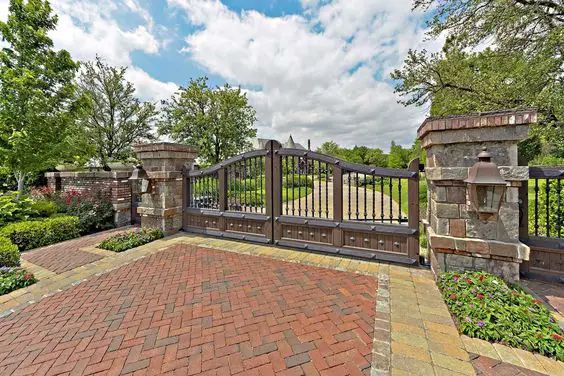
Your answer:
[133,143,198,234]
[418,109,536,281]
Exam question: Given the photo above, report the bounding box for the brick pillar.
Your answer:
[133,142,198,234]
[418,109,536,282]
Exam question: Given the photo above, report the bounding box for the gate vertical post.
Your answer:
[333,164,344,247]
[272,144,282,243]
[218,167,227,231]
[407,159,420,262]
[265,140,282,243]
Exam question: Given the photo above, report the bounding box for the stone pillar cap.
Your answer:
[418,108,537,140]
[133,142,198,154]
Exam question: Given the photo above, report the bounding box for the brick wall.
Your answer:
[45,171,135,227]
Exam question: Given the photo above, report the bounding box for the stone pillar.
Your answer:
[133,143,198,234]
[419,109,537,282]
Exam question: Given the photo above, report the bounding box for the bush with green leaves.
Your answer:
[30,200,59,218]
[0,236,19,267]
[0,192,36,227]
[98,228,164,252]
[438,271,563,360]
[0,268,36,295]
[282,175,313,188]
[55,190,114,234]
[0,216,80,251]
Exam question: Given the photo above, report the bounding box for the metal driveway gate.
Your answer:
[183,140,420,264]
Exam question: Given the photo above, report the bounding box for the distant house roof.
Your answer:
[253,135,306,150]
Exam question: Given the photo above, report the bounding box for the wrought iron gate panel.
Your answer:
[183,140,420,264]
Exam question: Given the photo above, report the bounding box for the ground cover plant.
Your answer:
[98,228,164,252]
[438,271,564,361]
[0,268,36,295]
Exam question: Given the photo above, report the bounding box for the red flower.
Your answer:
[476,293,485,300]
[479,275,485,282]
[449,293,457,300]
[466,278,473,285]
[551,333,564,341]
[23,273,34,281]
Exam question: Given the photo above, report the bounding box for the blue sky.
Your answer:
[0,0,441,150]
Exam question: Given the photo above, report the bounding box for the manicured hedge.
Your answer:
[0,236,19,267]
[438,271,564,361]
[98,228,164,252]
[0,268,36,295]
[0,215,80,251]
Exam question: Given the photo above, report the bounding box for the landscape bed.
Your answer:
[0,268,36,296]
[438,271,564,361]
[98,228,164,252]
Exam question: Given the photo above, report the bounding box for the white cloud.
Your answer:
[125,67,178,102]
[0,0,174,103]
[169,0,440,149]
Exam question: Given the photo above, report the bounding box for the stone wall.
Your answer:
[419,109,536,282]
[45,171,134,227]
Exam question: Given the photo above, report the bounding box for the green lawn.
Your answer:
[369,178,427,215]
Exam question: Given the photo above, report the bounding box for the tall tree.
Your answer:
[317,141,341,157]
[159,77,257,165]
[0,0,79,192]
[392,0,564,160]
[77,57,158,169]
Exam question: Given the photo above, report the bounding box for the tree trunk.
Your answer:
[15,172,26,198]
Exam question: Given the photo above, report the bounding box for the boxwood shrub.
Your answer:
[0,215,80,251]
[438,271,564,360]
[0,268,36,295]
[0,236,19,267]
[98,228,164,252]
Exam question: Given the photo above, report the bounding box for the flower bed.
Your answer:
[0,268,36,295]
[98,228,164,252]
[438,271,563,361]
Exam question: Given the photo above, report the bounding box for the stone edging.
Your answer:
[461,336,564,375]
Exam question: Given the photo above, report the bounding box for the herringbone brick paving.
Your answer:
[0,244,378,375]
[22,227,134,274]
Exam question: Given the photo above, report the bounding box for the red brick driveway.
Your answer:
[0,244,378,375]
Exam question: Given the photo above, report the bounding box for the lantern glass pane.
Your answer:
[476,185,495,213]
[141,179,150,194]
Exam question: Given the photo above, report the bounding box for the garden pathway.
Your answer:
[21,227,135,274]
[0,233,562,375]
[286,180,403,221]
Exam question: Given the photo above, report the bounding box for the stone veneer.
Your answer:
[45,170,134,227]
[133,142,198,234]
[419,109,537,282]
